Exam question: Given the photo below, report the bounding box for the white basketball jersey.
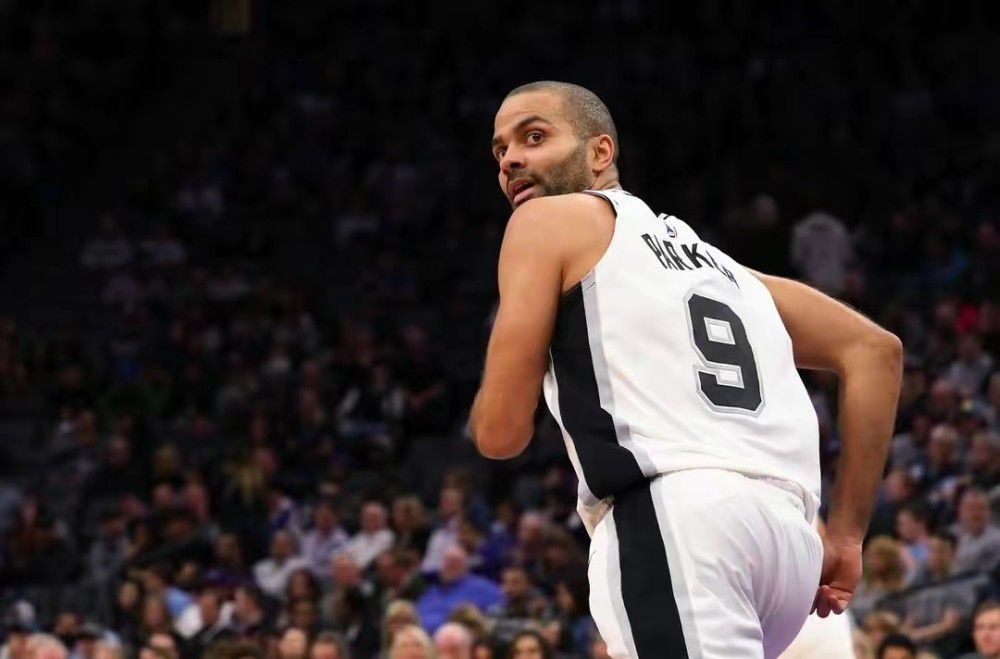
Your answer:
[541,188,821,532]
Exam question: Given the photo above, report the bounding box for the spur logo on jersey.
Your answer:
[660,213,677,240]
[640,232,738,288]
[660,214,677,239]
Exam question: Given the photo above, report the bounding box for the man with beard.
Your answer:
[469,81,904,658]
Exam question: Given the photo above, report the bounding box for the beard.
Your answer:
[509,140,592,208]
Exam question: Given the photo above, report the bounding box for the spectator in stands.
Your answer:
[253,530,310,599]
[388,625,434,659]
[853,536,908,624]
[948,334,994,397]
[23,635,67,659]
[90,643,122,659]
[864,611,903,654]
[507,630,553,659]
[551,574,592,656]
[391,497,431,555]
[139,633,179,659]
[916,424,961,494]
[488,567,537,650]
[341,502,395,570]
[381,600,422,654]
[902,532,966,651]
[138,596,174,642]
[433,623,472,659]
[230,586,270,640]
[953,489,1000,574]
[877,633,917,659]
[308,632,347,659]
[374,549,426,606]
[423,487,467,575]
[416,545,502,633]
[141,567,193,620]
[185,588,233,658]
[277,628,308,659]
[967,432,999,489]
[300,501,349,578]
[957,601,1000,659]
[897,503,933,581]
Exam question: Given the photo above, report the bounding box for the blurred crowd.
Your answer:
[1,2,999,659]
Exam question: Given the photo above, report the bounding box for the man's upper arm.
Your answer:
[750,270,901,373]
[472,199,568,456]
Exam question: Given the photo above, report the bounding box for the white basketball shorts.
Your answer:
[588,468,823,659]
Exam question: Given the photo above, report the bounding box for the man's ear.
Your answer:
[589,134,615,173]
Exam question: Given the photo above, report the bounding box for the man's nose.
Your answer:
[500,147,525,177]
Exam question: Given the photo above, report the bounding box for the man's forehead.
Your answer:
[493,91,565,135]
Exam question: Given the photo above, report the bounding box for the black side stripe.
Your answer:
[550,283,644,500]
[614,481,688,658]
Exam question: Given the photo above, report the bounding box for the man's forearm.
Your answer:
[827,337,903,541]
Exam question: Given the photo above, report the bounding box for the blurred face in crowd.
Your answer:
[973,607,1000,656]
[439,487,464,520]
[928,425,957,466]
[197,591,220,626]
[510,634,545,659]
[141,596,171,632]
[881,647,915,659]
[140,634,177,659]
[895,510,927,543]
[215,533,241,565]
[361,502,387,533]
[390,626,432,659]
[970,433,998,471]
[392,497,422,532]
[331,554,361,589]
[959,490,990,535]
[308,641,342,659]
[883,470,913,503]
[433,624,472,659]
[926,536,955,577]
[492,91,598,210]
[440,545,469,585]
[24,639,67,659]
[5,631,29,659]
[272,530,296,561]
[290,598,318,631]
[278,629,308,659]
[501,568,531,603]
[314,503,338,534]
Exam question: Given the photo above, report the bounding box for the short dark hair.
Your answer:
[506,81,619,163]
[877,633,916,658]
[974,600,1000,621]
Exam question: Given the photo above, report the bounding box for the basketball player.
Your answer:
[468,81,903,659]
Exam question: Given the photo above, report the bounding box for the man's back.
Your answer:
[540,188,820,531]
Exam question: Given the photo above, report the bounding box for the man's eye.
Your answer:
[527,131,543,144]
[495,147,506,160]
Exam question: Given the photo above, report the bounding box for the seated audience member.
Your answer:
[416,545,502,633]
[878,634,917,659]
[507,630,553,659]
[253,530,310,599]
[954,489,1000,575]
[433,622,473,659]
[389,625,435,659]
[300,501,349,579]
[341,502,395,570]
[308,632,348,659]
[903,532,974,654]
[957,601,1000,659]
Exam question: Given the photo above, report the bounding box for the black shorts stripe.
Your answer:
[614,481,688,658]
[550,284,643,499]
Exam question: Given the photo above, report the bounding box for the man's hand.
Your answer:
[813,537,862,617]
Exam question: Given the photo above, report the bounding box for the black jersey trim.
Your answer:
[614,480,690,658]
[549,283,644,500]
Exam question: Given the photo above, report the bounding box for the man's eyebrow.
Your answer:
[491,115,554,148]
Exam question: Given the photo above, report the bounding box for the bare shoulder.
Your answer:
[503,192,613,252]
[502,193,615,291]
